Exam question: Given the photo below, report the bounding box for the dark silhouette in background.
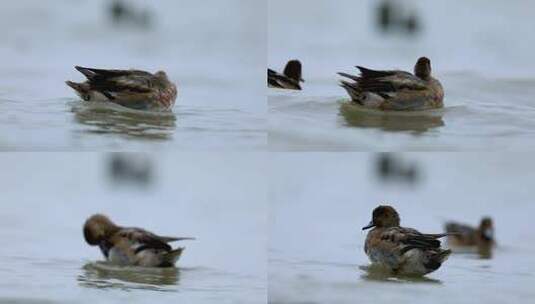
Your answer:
[108,154,154,186]
[375,153,419,185]
[376,0,420,35]
[109,0,153,29]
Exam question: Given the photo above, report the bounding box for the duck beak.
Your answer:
[362,221,375,230]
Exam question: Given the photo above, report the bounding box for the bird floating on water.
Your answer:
[445,217,495,258]
[363,205,451,276]
[339,57,443,111]
[83,214,194,267]
[268,60,304,90]
[66,66,177,111]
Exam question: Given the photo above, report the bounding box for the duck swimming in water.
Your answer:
[268,60,304,90]
[363,205,451,276]
[339,57,443,111]
[66,66,177,111]
[83,214,194,267]
[445,217,495,258]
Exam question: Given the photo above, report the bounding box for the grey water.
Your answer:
[268,153,535,303]
[268,0,535,151]
[0,153,266,303]
[0,0,266,150]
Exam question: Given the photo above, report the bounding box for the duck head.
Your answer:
[154,70,170,82]
[83,214,120,245]
[479,217,494,241]
[283,60,304,83]
[362,205,400,230]
[414,57,431,80]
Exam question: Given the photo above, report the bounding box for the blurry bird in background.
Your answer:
[108,153,154,187]
[375,154,420,185]
[268,60,304,90]
[108,0,154,29]
[445,217,496,259]
[376,0,421,36]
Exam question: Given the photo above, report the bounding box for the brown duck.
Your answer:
[339,57,443,111]
[66,66,177,111]
[83,214,194,267]
[445,217,495,257]
[363,205,452,276]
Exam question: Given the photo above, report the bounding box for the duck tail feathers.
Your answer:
[65,81,89,93]
[437,249,452,262]
[74,66,98,79]
[163,247,184,266]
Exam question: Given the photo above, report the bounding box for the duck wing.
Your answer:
[119,227,195,253]
[357,67,426,93]
[268,69,278,77]
[339,66,428,107]
[268,69,280,87]
[268,68,301,90]
[444,221,477,242]
[75,66,152,79]
[381,227,448,254]
[445,222,475,235]
[75,66,154,99]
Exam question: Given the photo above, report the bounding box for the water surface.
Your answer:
[269,153,535,303]
[0,153,266,303]
[268,0,535,150]
[0,0,266,150]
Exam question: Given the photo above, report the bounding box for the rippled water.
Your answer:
[0,153,266,303]
[268,153,535,303]
[0,0,265,150]
[268,0,535,151]
[269,74,535,150]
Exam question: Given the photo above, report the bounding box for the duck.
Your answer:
[363,205,451,276]
[109,0,153,28]
[339,57,443,111]
[268,60,304,90]
[66,66,177,111]
[445,217,495,257]
[83,214,194,267]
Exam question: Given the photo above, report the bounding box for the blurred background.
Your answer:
[269,153,535,303]
[268,0,535,150]
[0,0,266,150]
[0,153,266,303]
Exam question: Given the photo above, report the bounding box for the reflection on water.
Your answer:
[70,101,176,141]
[358,265,442,284]
[269,154,535,302]
[447,244,494,260]
[476,246,493,260]
[270,0,535,150]
[0,0,264,150]
[339,102,445,133]
[269,77,535,150]
[78,262,179,292]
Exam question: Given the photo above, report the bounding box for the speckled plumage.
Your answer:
[83,214,194,267]
[363,205,451,276]
[339,57,443,111]
[66,66,177,111]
